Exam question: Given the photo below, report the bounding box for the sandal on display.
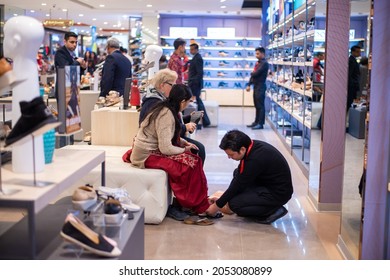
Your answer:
[183,216,214,226]
[60,213,121,257]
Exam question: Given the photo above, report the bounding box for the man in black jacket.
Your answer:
[100,37,132,97]
[347,45,361,113]
[207,130,293,224]
[246,47,269,130]
[55,32,86,70]
[188,43,210,127]
[54,32,86,146]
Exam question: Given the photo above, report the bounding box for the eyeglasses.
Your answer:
[165,82,175,87]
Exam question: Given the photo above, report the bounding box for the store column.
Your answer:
[317,0,350,209]
[361,0,390,260]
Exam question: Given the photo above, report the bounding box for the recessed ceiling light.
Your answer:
[46,14,50,17]
[92,18,97,21]
[30,10,35,13]
[13,13,18,16]
[79,14,84,17]
[221,5,226,9]
[99,4,105,7]
[62,9,67,12]
[42,3,47,6]
[104,22,108,25]
[220,0,226,2]
[147,4,152,8]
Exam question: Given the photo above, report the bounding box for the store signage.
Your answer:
[43,19,74,27]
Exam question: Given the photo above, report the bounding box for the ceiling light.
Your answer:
[147,4,152,8]
[62,9,67,12]
[30,10,35,13]
[121,27,125,30]
[13,13,18,16]
[46,14,50,17]
[79,14,84,17]
[220,0,226,2]
[77,22,81,24]
[42,3,47,6]
[99,4,105,7]
[104,22,108,25]
[221,5,226,8]
[92,18,97,21]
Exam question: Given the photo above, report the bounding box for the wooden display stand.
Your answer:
[91,106,140,146]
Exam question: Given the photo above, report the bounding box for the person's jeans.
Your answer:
[189,82,210,127]
[253,85,266,125]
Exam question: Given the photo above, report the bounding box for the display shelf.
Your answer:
[266,0,316,168]
[161,36,261,105]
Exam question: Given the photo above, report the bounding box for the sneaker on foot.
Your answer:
[167,205,190,221]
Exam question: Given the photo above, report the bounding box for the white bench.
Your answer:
[57,145,171,224]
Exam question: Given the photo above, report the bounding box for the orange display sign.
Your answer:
[43,19,74,27]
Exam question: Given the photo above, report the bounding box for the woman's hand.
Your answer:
[206,203,220,216]
[184,142,198,152]
[185,122,197,133]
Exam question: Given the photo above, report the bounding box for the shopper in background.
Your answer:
[100,37,132,97]
[54,31,86,146]
[188,42,211,128]
[347,45,361,112]
[120,46,134,66]
[168,37,186,84]
[123,84,213,221]
[357,56,368,98]
[207,130,293,224]
[246,47,269,130]
[54,32,87,75]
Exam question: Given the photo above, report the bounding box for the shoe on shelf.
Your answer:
[166,205,190,221]
[252,206,288,224]
[98,186,140,212]
[5,96,59,147]
[252,124,264,130]
[104,197,123,224]
[72,185,98,211]
[60,213,121,257]
[246,122,257,128]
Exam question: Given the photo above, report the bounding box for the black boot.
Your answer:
[5,96,58,146]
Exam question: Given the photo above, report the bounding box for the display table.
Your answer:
[348,107,366,139]
[91,107,140,146]
[0,148,106,259]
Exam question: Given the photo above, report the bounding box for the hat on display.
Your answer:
[5,96,59,147]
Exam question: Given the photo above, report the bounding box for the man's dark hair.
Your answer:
[360,56,369,66]
[351,45,361,53]
[190,43,199,50]
[173,38,186,50]
[64,32,78,41]
[219,130,251,152]
[255,47,265,54]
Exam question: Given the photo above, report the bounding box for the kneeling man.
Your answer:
[207,130,293,224]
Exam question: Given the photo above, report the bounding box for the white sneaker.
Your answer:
[98,187,141,212]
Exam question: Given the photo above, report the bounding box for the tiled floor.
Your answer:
[144,107,343,260]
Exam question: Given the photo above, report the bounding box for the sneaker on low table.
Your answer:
[98,186,140,212]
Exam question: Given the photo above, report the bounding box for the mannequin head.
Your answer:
[4,16,44,59]
[144,45,162,79]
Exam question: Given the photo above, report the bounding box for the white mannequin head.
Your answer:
[4,16,44,59]
[144,45,162,79]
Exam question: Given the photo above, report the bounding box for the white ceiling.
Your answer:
[1,0,261,36]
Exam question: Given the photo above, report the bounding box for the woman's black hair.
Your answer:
[142,84,192,145]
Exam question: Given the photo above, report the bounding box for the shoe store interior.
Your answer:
[0,0,389,261]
